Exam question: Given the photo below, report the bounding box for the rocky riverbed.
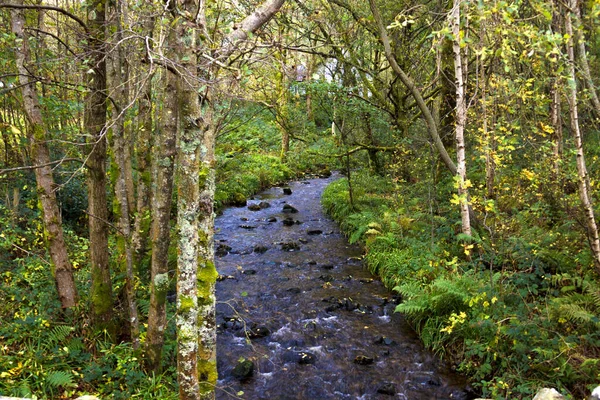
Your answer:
[214,174,472,399]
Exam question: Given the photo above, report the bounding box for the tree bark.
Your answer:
[131,15,156,272]
[85,0,115,335]
[108,0,139,348]
[175,3,202,397]
[451,0,471,237]
[572,0,600,121]
[145,25,178,373]
[10,0,78,309]
[565,0,600,272]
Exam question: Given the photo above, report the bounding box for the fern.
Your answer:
[46,370,75,388]
[549,278,600,329]
[41,325,74,350]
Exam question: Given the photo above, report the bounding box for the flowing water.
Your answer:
[215,174,471,399]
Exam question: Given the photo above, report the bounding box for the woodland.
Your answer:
[1,0,600,399]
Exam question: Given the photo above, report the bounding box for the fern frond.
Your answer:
[46,370,75,388]
[41,325,74,351]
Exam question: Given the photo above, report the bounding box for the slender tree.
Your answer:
[564,0,600,271]
[451,0,471,236]
[10,0,78,309]
[84,0,115,335]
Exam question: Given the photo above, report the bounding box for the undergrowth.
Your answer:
[322,170,600,399]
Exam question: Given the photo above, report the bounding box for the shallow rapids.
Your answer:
[215,174,471,399]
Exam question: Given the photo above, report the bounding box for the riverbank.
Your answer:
[321,171,600,399]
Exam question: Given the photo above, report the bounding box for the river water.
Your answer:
[215,174,471,399]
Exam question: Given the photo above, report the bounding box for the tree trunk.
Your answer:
[550,83,563,179]
[108,0,139,347]
[565,0,600,271]
[171,1,287,397]
[451,0,471,237]
[175,5,202,397]
[85,0,115,336]
[572,0,600,121]
[10,1,78,309]
[131,16,155,271]
[145,29,178,372]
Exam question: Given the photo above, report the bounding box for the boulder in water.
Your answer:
[242,269,257,275]
[281,241,300,251]
[232,358,254,381]
[253,245,269,254]
[377,382,397,396]
[282,217,296,226]
[259,201,271,209]
[283,204,299,213]
[248,203,261,211]
[374,336,397,346]
[283,350,317,365]
[283,187,293,195]
[267,216,277,223]
[353,355,374,365]
[248,325,270,339]
[215,244,232,257]
[409,371,441,387]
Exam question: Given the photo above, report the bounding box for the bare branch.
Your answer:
[0,3,88,33]
[0,158,83,175]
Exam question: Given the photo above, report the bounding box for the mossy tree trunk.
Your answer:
[131,15,156,272]
[145,17,178,373]
[167,1,286,398]
[10,1,78,309]
[85,0,115,336]
[174,2,203,397]
[107,0,139,347]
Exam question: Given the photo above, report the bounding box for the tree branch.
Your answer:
[217,0,286,60]
[368,0,457,175]
[0,158,83,175]
[0,3,88,33]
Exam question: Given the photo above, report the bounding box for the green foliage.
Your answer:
[215,153,293,207]
[323,170,600,398]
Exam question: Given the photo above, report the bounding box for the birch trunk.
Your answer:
[565,0,600,271]
[572,0,600,121]
[451,0,471,236]
[10,1,78,309]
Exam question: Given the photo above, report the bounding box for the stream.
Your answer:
[215,174,472,399]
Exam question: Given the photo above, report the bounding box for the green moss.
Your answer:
[179,295,195,314]
[198,166,210,190]
[198,359,218,394]
[197,260,218,284]
[197,259,218,306]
